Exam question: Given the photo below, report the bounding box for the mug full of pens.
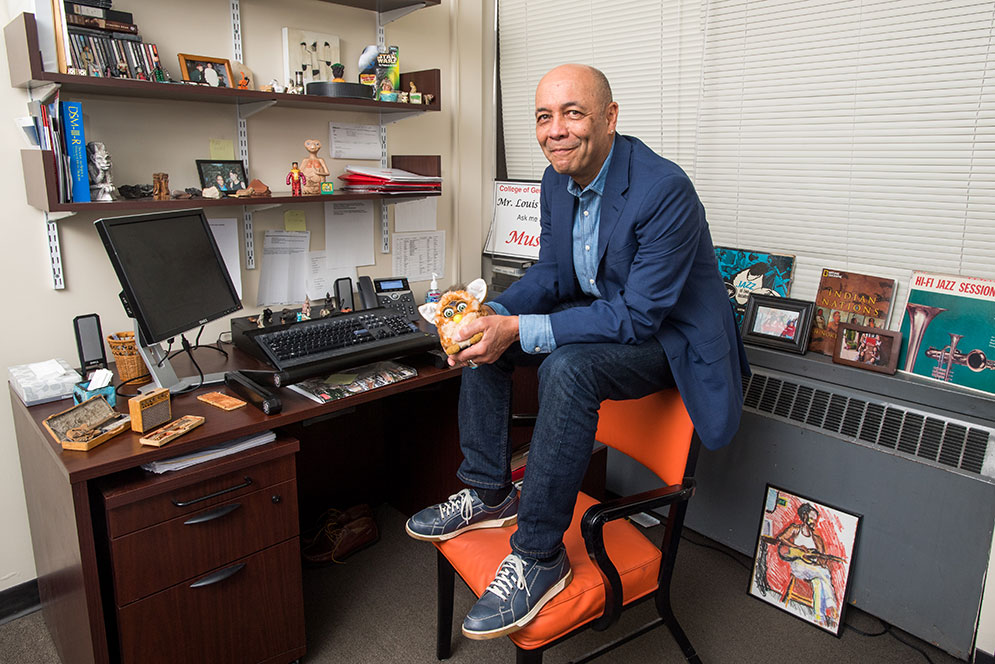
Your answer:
[107,331,151,385]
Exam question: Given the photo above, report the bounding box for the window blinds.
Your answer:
[497,0,995,319]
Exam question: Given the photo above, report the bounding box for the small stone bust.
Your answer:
[86,141,114,201]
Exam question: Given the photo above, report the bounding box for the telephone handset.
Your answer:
[358,275,419,321]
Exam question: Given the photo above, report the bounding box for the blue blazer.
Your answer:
[495,134,749,450]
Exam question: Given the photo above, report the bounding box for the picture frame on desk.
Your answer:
[177,53,234,88]
[832,323,902,375]
[195,159,248,194]
[742,294,815,354]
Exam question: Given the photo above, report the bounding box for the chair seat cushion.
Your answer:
[435,491,662,650]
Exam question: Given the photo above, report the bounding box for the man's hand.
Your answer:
[448,313,519,367]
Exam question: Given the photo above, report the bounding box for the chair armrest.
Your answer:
[580,479,696,631]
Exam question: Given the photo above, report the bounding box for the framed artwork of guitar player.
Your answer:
[747,484,862,636]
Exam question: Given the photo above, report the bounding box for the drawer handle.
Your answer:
[183,503,242,525]
[189,563,246,589]
[172,477,253,507]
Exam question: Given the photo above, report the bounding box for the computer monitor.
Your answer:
[95,209,242,393]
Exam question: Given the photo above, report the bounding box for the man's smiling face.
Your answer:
[534,65,618,188]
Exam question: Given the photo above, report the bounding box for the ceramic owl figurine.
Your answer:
[419,278,490,355]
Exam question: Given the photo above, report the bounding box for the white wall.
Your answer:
[0,0,495,593]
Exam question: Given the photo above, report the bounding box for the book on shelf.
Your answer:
[59,100,90,203]
[65,12,137,34]
[808,268,896,355]
[287,361,418,404]
[64,2,133,24]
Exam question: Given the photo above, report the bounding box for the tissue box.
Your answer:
[9,359,80,407]
[74,380,117,408]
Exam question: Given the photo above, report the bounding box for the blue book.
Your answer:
[60,101,91,203]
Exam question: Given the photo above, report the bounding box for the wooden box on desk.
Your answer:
[42,395,129,451]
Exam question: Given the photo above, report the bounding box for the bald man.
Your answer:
[406,64,749,638]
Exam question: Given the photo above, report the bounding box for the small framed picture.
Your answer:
[748,484,862,637]
[832,323,902,375]
[195,160,248,194]
[177,54,234,88]
[742,294,815,354]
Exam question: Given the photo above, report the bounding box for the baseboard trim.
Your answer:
[0,579,40,626]
[976,648,995,664]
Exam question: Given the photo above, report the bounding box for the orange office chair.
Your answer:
[434,388,702,664]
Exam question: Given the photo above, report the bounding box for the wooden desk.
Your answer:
[11,347,463,664]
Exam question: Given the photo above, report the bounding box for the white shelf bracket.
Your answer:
[242,208,255,270]
[45,215,65,290]
[379,4,425,25]
[237,100,276,120]
[380,119,390,253]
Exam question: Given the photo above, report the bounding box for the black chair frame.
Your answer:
[436,436,703,664]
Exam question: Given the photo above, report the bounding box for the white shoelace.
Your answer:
[439,488,475,522]
[485,554,529,601]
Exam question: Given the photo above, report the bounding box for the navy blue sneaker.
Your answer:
[405,488,518,542]
[462,549,573,639]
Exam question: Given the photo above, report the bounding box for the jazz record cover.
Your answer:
[714,247,795,328]
[809,269,896,355]
[897,271,995,396]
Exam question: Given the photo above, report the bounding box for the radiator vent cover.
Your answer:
[741,371,994,479]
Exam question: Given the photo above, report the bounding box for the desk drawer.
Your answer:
[117,538,306,664]
[105,453,296,538]
[110,479,298,606]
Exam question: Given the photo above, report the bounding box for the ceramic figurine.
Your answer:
[286,162,306,196]
[86,142,114,201]
[238,72,250,89]
[300,139,329,196]
[424,93,435,105]
[331,63,345,82]
[301,296,311,320]
[399,91,409,103]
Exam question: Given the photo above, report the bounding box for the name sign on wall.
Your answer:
[484,181,542,260]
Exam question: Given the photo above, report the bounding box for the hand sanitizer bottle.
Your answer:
[426,273,441,303]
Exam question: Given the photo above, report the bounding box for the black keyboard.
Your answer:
[244,308,439,372]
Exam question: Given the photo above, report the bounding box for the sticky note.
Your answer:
[284,210,307,231]
[209,139,235,160]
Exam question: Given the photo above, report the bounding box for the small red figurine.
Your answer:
[286,162,306,196]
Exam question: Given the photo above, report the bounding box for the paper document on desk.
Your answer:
[141,431,277,474]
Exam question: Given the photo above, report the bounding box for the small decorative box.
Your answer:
[43,395,130,452]
[74,380,117,408]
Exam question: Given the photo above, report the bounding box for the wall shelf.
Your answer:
[21,150,441,214]
[5,12,443,214]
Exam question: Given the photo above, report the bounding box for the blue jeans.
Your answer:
[456,339,675,559]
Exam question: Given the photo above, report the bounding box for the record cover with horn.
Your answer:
[897,271,995,396]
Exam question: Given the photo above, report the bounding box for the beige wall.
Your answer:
[0,0,494,592]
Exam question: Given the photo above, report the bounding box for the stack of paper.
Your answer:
[338,165,441,195]
[141,431,277,474]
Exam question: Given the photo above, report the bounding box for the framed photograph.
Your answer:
[177,54,234,88]
[832,323,902,375]
[742,294,815,354]
[748,485,862,637]
[195,160,248,194]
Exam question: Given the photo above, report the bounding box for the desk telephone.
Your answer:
[358,276,419,321]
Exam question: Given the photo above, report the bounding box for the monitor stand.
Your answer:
[134,321,226,394]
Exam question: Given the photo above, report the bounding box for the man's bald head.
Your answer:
[534,64,618,187]
[540,64,613,109]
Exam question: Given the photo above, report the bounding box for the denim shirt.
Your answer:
[490,142,616,354]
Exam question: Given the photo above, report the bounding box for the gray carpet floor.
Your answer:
[0,505,964,663]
